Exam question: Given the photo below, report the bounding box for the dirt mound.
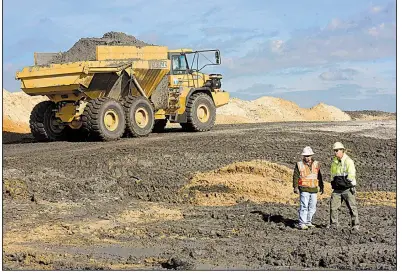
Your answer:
[181,160,396,207]
[3,89,47,125]
[216,97,351,124]
[308,103,351,121]
[117,203,183,224]
[215,114,251,124]
[3,179,31,200]
[181,160,331,206]
[3,89,47,141]
[3,117,30,133]
[345,110,396,121]
[49,31,153,64]
[358,191,396,207]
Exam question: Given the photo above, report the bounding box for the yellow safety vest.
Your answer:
[330,154,356,182]
[330,154,356,187]
[297,161,320,188]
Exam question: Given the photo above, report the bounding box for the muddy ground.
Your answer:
[2,120,396,270]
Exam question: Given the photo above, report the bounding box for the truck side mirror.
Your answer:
[215,51,220,64]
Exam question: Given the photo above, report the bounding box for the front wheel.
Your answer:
[181,93,216,132]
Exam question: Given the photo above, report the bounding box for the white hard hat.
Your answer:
[301,146,314,156]
[333,142,345,150]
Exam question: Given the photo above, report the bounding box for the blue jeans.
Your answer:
[299,192,317,226]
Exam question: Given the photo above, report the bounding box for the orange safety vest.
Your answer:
[297,161,320,188]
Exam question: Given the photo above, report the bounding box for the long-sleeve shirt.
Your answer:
[330,153,356,190]
[292,162,324,193]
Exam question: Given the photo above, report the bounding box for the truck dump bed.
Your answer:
[16,46,171,97]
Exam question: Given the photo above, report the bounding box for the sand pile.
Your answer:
[216,97,351,124]
[307,103,351,121]
[3,118,31,133]
[3,89,46,132]
[180,160,331,206]
[48,31,153,64]
[181,160,396,207]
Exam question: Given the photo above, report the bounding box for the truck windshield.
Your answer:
[172,55,187,74]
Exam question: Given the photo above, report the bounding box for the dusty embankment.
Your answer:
[215,97,352,124]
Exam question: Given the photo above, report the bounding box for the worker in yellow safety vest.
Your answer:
[293,146,324,230]
[328,142,359,231]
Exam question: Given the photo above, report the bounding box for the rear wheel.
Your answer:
[30,101,66,142]
[152,118,167,133]
[81,98,125,141]
[122,95,154,137]
[181,93,216,132]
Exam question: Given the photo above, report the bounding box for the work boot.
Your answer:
[298,224,308,230]
[306,223,315,228]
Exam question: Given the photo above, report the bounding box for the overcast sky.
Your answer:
[2,0,396,111]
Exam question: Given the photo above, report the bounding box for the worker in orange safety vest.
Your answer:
[293,146,324,230]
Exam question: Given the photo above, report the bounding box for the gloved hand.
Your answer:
[293,187,299,194]
[350,187,356,195]
[319,188,324,195]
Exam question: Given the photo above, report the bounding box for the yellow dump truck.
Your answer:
[15,46,230,141]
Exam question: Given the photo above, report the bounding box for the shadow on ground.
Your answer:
[2,132,34,144]
[251,210,327,229]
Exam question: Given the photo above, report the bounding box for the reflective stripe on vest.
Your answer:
[297,161,319,188]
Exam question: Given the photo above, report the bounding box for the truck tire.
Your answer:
[152,118,167,133]
[81,98,125,141]
[30,101,66,142]
[122,95,154,137]
[181,93,216,132]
